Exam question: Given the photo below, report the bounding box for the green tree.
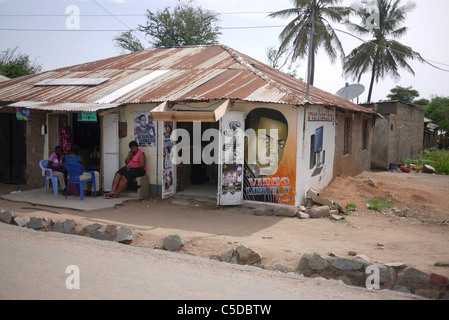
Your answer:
[0,47,42,78]
[268,0,351,85]
[114,0,221,52]
[343,0,423,102]
[425,96,449,132]
[386,85,419,104]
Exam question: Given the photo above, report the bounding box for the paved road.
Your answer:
[0,223,421,301]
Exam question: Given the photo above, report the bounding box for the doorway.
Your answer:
[0,113,26,184]
[175,121,219,201]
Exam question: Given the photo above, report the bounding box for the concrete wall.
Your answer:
[333,111,372,177]
[296,106,336,205]
[26,111,46,187]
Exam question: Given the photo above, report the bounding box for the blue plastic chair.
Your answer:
[62,163,96,200]
[39,160,58,195]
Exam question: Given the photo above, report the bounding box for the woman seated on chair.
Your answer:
[47,145,67,192]
[104,140,146,199]
[64,144,100,196]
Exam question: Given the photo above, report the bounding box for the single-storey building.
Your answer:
[0,45,375,207]
[362,101,424,170]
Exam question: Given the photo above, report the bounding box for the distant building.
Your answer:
[363,101,424,170]
[423,118,439,149]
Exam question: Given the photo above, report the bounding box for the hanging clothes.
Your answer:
[58,123,72,154]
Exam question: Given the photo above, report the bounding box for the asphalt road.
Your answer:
[0,223,421,301]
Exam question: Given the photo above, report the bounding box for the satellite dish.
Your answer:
[335,83,365,101]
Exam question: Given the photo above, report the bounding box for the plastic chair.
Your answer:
[39,160,58,195]
[62,163,96,200]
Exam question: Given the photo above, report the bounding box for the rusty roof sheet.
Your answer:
[0,45,373,113]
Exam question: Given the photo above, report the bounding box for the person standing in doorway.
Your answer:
[104,141,146,199]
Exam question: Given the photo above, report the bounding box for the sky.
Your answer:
[0,0,448,103]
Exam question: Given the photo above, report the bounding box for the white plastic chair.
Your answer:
[39,160,58,195]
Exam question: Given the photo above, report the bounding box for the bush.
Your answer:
[404,150,449,175]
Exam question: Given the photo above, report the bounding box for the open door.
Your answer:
[218,111,244,205]
[102,113,119,191]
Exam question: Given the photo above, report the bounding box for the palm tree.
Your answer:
[343,0,423,102]
[269,0,352,86]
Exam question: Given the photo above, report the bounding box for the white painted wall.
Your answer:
[296,106,336,205]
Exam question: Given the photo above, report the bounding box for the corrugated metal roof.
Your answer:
[0,45,374,113]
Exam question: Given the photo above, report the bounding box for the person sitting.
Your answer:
[47,145,67,193]
[64,144,100,196]
[104,141,146,199]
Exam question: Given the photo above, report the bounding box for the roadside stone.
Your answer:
[0,210,13,224]
[163,234,183,251]
[398,267,430,289]
[82,223,102,236]
[297,212,310,219]
[104,225,118,241]
[435,261,449,267]
[367,179,377,187]
[92,230,105,241]
[235,245,262,265]
[307,253,329,270]
[307,206,330,218]
[52,221,64,233]
[430,273,449,286]
[63,219,76,234]
[14,216,30,227]
[28,217,44,230]
[331,214,344,221]
[219,249,235,263]
[114,227,134,244]
[331,257,364,271]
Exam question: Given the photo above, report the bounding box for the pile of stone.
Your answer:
[297,252,449,300]
[296,188,346,219]
[211,245,262,266]
[0,209,134,244]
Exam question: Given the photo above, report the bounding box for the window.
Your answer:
[362,119,369,150]
[344,117,351,155]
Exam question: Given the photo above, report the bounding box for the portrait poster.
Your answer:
[243,107,297,206]
[162,121,175,198]
[134,111,156,147]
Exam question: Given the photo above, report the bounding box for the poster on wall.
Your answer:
[162,121,175,199]
[243,107,297,206]
[218,112,244,205]
[134,111,156,147]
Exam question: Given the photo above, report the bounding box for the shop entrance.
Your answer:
[175,121,219,201]
[71,113,101,172]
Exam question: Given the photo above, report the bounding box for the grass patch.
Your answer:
[404,150,449,175]
[367,197,395,212]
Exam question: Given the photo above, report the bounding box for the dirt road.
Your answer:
[0,223,420,300]
[0,169,448,287]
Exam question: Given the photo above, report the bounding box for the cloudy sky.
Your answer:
[1,0,448,103]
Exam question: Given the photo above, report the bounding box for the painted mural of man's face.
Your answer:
[245,109,288,177]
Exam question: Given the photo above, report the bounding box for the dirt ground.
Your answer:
[1,170,449,279]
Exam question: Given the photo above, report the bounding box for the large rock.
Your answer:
[114,227,134,244]
[163,234,184,251]
[331,257,365,271]
[0,210,13,224]
[14,216,30,227]
[28,217,44,230]
[307,206,331,218]
[82,223,102,236]
[235,245,262,265]
[63,219,76,234]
